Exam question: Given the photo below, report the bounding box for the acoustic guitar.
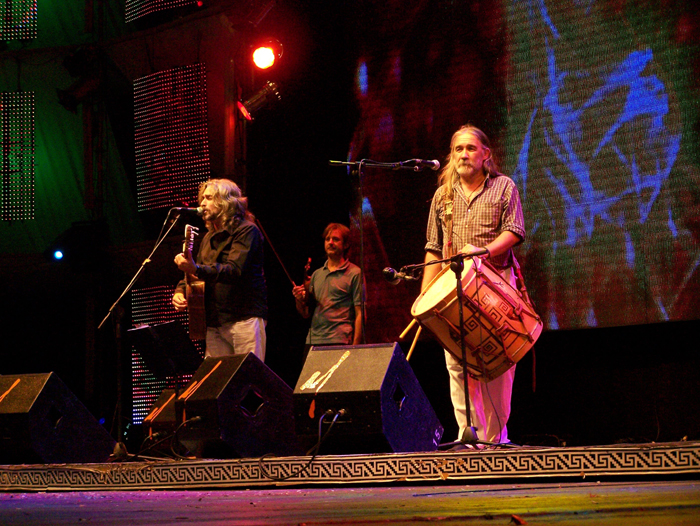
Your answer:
[184,224,206,340]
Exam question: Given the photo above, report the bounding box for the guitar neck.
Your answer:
[183,224,200,283]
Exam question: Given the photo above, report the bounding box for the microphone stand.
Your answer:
[328,158,438,344]
[401,250,517,450]
[97,209,185,455]
[449,253,482,447]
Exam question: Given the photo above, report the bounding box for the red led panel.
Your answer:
[0,0,37,41]
[130,285,204,425]
[134,64,210,212]
[125,0,201,24]
[1,92,35,221]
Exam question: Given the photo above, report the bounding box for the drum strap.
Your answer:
[511,255,533,308]
[512,254,538,393]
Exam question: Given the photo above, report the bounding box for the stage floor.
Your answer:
[1,442,700,525]
[1,480,700,525]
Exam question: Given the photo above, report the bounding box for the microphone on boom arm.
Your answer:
[170,207,204,216]
[412,159,441,171]
[383,267,420,285]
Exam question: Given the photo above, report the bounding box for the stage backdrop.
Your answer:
[311,0,700,343]
[1,1,699,440]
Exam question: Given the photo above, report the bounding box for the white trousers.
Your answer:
[205,317,267,362]
[445,351,515,443]
[444,265,517,444]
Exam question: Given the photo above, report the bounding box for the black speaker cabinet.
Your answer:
[293,343,444,454]
[175,353,301,458]
[0,372,116,464]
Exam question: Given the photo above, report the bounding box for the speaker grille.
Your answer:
[293,343,444,454]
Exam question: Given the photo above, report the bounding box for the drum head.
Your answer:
[411,260,475,317]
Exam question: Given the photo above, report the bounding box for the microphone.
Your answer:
[413,159,440,171]
[464,248,490,257]
[383,267,420,285]
[171,206,204,216]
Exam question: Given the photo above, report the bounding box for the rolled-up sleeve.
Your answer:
[501,180,526,242]
[425,187,445,255]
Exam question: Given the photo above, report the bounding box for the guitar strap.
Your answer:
[444,196,455,258]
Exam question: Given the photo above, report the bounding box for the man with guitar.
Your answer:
[172,179,268,361]
[292,223,363,360]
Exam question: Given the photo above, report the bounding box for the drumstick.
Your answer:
[405,325,422,361]
[399,318,417,340]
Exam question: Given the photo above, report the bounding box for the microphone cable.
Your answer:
[258,410,344,482]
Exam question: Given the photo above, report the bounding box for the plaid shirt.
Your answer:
[425,173,525,269]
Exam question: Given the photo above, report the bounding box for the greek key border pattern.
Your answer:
[2,443,699,491]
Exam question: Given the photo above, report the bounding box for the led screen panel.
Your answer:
[134,64,210,212]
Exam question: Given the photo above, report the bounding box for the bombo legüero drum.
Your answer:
[411,257,542,382]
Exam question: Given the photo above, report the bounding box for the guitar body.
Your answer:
[185,278,206,340]
[184,225,207,341]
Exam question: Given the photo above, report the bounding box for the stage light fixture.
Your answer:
[252,40,283,70]
[44,221,109,271]
[237,81,281,121]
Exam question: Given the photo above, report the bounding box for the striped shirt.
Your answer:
[425,173,526,269]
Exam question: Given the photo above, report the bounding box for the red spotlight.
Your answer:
[252,40,283,70]
[253,46,275,69]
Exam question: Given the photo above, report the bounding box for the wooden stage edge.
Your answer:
[2,441,699,492]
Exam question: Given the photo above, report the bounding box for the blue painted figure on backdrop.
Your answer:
[506,0,691,327]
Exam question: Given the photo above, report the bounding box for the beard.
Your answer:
[456,157,489,178]
[455,163,473,176]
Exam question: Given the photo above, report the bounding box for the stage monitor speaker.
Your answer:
[0,372,116,464]
[176,353,301,458]
[293,343,444,455]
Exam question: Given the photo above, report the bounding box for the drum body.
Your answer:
[411,258,542,382]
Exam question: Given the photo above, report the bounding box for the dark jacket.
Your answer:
[177,218,267,326]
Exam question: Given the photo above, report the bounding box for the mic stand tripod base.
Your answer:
[109,441,130,461]
[461,426,480,444]
[460,426,520,449]
[438,427,520,450]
